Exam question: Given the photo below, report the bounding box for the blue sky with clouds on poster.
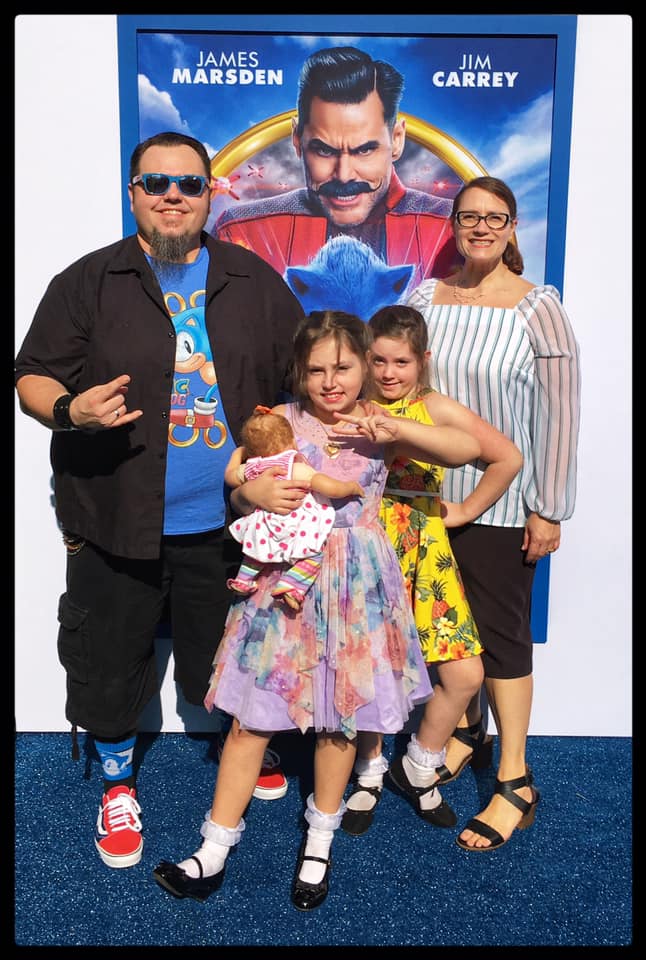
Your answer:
[135,31,559,283]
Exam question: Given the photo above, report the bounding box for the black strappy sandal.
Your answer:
[456,769,540,852]
[434,718,494,785]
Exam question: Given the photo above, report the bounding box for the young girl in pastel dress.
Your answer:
[153,310,482,911]
[341,305,523,836]
[225,405,364,610]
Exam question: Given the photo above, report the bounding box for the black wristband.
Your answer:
[52,393,78,430]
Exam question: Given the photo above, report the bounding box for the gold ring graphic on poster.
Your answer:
[210,110,488,185]
[209,112,524,258]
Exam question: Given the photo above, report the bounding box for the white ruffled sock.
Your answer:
[346,753,389,811]
[178,814,245,878]
[299,794,345,885]
[403,736,447,812]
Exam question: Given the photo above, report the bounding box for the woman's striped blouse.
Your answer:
[407,279,581,528]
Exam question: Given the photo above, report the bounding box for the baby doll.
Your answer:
[225,406,364,610]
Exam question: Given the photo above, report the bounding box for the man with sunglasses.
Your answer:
[14,131,305,871]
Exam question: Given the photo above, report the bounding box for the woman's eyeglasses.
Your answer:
[131,173,210,197]
[454,211,511,230]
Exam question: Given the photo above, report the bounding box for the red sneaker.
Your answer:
[217,735,287,800]
[254,747,288,800]
[94,785,143,868]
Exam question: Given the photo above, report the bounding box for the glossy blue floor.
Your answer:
[14,731,632,948]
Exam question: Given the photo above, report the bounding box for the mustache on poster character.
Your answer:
[314,179,384,199]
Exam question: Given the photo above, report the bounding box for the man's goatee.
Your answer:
[150,229,193,263]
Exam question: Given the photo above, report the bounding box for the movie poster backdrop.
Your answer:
[117,16,578,641]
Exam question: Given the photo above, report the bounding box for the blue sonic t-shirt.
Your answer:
[150,247,237,535]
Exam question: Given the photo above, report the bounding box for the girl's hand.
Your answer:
[333,401,399,444]
[439,500,470,528]
[232,466,307,516]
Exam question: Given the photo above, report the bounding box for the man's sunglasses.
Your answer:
[131,173,211,197]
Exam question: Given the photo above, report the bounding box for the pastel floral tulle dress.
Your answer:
[377,394,483,664]
[204,403,433,739]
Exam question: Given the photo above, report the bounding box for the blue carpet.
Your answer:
[14,731,632,948]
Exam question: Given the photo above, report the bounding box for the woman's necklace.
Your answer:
[452,282,485,304]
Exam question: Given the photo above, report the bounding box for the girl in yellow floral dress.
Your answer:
[341,305,523,835]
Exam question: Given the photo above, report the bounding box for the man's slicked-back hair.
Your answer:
[295,46,404,135]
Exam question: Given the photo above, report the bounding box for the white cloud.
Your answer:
[153,33,191,68]
[475,91,554,283]
[137,74,218,161]
[138,74,189,132]
[487,92,553,181]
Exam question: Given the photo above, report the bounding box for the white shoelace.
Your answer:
[100,792,143,834]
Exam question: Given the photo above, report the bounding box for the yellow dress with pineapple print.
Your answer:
[377,394,483,663]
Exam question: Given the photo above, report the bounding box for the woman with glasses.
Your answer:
[406,176,581,851]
